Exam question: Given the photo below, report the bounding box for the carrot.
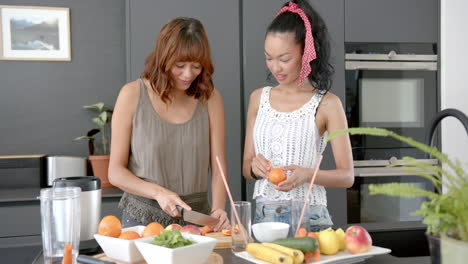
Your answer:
[295,227,307,238]
[62,243,72,264]
[303,248,320,263]
[307,232,319,240]
[311,249,320,261]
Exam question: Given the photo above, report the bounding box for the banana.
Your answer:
[246,243,293,264]
[262,243,304,264]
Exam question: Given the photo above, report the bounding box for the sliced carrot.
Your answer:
[221,229,232,236]
[201,225,214,235]
[62,243,72,264]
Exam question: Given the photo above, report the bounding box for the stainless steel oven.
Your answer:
[344,43,439,225]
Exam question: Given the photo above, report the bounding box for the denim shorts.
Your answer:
[254,201,333,233]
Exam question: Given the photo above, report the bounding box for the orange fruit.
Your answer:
[142,222,164,237]
[98,215,122,238]
[269,168,286,185]
[118,231,141,240]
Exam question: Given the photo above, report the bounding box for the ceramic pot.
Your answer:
[441,234,468,264]
[89,155,111,187]
[426,233,440,264]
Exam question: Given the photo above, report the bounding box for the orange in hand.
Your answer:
[269,168,286,185]
[118,231,141,240]
[98,215,122,238]
[142,222,164,237]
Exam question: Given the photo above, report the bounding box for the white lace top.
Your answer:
[253,86,328,206]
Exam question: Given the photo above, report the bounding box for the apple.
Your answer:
[165,224,182,231]
[181,225,201,235]
[345,225,372,254]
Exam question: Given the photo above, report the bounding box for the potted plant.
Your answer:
[74,102,113,187]
[326,128,468,264]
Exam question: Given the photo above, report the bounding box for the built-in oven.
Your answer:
[344,43,439,226]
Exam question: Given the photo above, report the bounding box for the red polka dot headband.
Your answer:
[276,1,317,87]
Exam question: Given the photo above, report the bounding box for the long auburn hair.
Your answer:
[142,17,214,104]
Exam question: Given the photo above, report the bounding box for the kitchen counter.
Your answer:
[1,245,431,264]
[0,187,431,263]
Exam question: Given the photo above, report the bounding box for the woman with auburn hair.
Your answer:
[109,17,230,230]
[243,0,354,232]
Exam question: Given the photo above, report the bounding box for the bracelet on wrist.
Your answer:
[250,166,260,180]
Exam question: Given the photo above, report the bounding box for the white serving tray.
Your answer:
[235,246,391,264]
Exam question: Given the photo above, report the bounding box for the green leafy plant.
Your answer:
[326,127,468,241]
[74,102,113,155]
[151,229,195,248]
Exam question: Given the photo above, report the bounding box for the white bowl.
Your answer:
[252,222,290,242]
[135,233,216,264]
[94,225,148,263]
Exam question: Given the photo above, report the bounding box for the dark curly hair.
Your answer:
[267,0,334,94]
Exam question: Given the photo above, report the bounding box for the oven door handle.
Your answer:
[345,61,437,71]
[354,166,432,177]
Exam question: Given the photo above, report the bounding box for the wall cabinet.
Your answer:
[345,0,439,43]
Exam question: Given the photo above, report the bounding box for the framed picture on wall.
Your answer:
[0,5,70,61]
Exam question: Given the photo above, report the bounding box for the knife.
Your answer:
[176,205,219,226]
[77,255,116,264]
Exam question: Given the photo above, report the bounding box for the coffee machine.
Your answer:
[53,176,101,254]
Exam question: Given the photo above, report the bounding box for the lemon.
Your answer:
[318,229,340,255]
[335,228,346,251]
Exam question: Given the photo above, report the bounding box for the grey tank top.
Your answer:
[118,79,211,226]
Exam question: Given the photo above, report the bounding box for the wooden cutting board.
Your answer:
[206,232,232,249]
[88,252,223,264]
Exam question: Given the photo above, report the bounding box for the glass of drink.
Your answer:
[40,187,81,264]
[291,198,310,237]
[231,201,251,252]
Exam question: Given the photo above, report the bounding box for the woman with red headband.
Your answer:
[243,0,354,232]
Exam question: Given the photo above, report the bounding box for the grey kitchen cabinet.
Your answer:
[127,0,243,201]
[242,0,347,226]
[345,0,439,43]
[0,201,41,238]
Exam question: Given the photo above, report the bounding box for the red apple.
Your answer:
[345,225,372,254]
[165,224,182,231]
[181,225,201,235]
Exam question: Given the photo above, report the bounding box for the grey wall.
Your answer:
[127,0,243,200]
[0,0,126,156]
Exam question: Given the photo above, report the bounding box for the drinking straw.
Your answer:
[294,155,323,237]
[215,156,248,245]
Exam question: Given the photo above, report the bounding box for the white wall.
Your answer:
[440,0,468,170]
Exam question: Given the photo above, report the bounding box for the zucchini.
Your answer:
[246,243,293,264]
[262,243,304,264]
[272,237,319,253]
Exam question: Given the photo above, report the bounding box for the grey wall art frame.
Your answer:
[0,5,70,61]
